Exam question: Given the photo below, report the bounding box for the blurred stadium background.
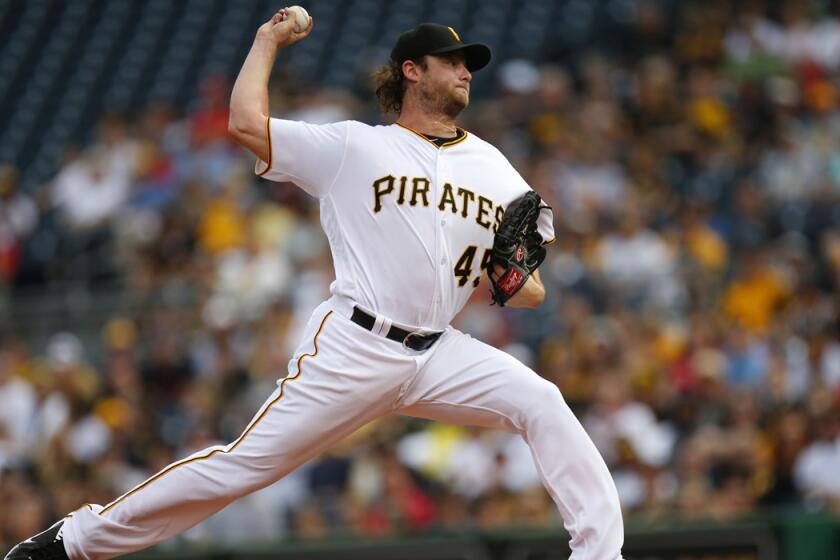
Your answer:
[2,0,840,558]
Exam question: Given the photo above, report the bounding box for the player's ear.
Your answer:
[402,58,424,84]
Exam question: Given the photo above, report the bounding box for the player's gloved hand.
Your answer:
[488,191,550,306]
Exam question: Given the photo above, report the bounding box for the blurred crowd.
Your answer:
[4,0,840,551]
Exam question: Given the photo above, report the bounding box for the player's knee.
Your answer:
[518,377,565,425]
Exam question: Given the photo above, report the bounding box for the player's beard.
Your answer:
[418,79,468,119]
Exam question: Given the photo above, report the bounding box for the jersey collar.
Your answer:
[395,122,469,148]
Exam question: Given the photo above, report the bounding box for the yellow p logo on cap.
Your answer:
[448,27,461,42]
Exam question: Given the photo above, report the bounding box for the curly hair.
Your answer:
[373,58,426,115]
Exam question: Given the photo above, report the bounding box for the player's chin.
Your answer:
[444,90,469,116]
[455,87,469,105]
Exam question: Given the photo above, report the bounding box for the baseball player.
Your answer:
[6,9,624,560]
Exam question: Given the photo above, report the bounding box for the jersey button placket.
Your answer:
[434,146,450,316]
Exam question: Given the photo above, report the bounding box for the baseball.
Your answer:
[285,5,309,33]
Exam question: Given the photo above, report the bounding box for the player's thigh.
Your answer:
[396,328,562,433]
[233,303,414,465]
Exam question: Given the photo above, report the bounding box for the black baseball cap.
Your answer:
[391,23,492,72]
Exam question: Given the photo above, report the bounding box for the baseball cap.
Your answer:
[391,23,492,72]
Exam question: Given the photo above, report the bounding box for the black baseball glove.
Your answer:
[488,191,550,306]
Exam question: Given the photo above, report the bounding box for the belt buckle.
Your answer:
[403,331,425,351]
[403,330,437,351]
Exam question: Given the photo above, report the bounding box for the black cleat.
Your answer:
[4,520,68,560]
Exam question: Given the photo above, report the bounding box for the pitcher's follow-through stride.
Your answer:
[6,8,624,560]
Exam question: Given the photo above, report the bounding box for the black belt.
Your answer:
[350,306,443,351]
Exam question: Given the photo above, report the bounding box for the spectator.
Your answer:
[0,166,37,283]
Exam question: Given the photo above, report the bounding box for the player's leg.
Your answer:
[396,328,624,560]
[21,304,412,560]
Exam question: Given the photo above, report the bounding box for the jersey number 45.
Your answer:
[454,245,493,288]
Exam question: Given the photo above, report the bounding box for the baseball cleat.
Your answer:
[3,520,68,560]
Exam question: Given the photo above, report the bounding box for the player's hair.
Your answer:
[374,58,426,115]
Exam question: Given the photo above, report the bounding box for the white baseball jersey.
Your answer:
[255,119,555,331]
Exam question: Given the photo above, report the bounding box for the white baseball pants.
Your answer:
[62,296,624,560]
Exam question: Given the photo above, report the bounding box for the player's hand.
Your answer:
[256,8,313,49]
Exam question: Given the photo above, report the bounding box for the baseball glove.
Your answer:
[488,191,550,306]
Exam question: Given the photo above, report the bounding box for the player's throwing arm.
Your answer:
[228,6,312,162]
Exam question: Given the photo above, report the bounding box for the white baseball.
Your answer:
[285,6,310,33]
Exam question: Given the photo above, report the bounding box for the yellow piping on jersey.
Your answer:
[256,115,272,176]
[442,131,468,147]
[544,237,556,245]
[99,311,334,516]
[395,122,468,148]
